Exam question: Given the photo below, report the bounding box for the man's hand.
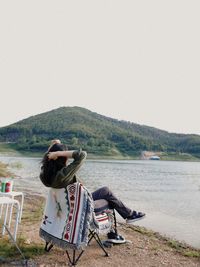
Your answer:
[48,152,58,160]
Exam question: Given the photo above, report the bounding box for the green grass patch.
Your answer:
[183,251,200,257]
[0,237,45,260]
[0,143,42,158]
[161,152,199,162]
[0,143,17,152]
[167,240,186,250]
[167,240,200,258]
[126,224,154,237]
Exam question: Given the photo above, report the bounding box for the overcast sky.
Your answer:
[0,1,199,135]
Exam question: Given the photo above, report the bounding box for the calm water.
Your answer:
[1,156,200,249]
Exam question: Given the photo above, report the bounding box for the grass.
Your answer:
[167,239,200,258]
[183,251,200,257]
[129,225,154,236]
[0,237,45,260]
[167,239,187,250]
[0,143,42,158]
[160,152,199,161]
[0,143,17,153]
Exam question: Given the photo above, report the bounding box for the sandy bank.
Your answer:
[0,193,200,267]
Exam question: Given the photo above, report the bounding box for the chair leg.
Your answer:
[89,230,109,257]
[66,249,85,266]
[45,242,54,252]
[65,230,109,266]
[113,210,118,235]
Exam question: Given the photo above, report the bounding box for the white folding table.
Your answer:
[0,196,20,241]
[0,196,26,260]
[0,191,24,226]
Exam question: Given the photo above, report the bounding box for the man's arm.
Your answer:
[51,150,87,188]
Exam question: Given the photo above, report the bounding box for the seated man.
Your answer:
[40,140,145,244]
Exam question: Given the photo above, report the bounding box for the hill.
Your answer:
[0,106,200,158]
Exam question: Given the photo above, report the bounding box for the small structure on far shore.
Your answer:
[141,151,161,160]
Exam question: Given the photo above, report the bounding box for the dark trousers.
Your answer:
[92,186,132,219]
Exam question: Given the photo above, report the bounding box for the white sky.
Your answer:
[0,1,199,135]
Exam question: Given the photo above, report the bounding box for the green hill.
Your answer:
[0,106,200,159]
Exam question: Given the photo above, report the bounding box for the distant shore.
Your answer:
[0,149,200,162]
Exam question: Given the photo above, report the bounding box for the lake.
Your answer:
[0,156,200,249]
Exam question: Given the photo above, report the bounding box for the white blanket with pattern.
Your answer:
[39,182,94,249]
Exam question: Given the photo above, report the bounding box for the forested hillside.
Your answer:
[0,106,200,158]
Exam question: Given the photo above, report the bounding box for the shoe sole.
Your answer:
[106,238,126,244]
[126,215,146,224]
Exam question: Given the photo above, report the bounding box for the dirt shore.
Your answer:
[0,193,200,267]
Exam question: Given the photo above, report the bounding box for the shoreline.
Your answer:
[0,193,200,267]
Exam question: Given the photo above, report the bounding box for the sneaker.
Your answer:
[107,231,126,244]
[126,211,146,223]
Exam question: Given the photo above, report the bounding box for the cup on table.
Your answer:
[0,178,7,192]
[0,178,14,193]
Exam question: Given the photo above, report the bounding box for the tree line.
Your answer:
[0,106,199,158]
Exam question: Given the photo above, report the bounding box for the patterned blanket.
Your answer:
[39,182,94,249]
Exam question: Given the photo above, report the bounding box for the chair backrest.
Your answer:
[40,182,94,249]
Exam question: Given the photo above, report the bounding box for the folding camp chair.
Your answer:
[44,201,114,266]
[39,184,117,266]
